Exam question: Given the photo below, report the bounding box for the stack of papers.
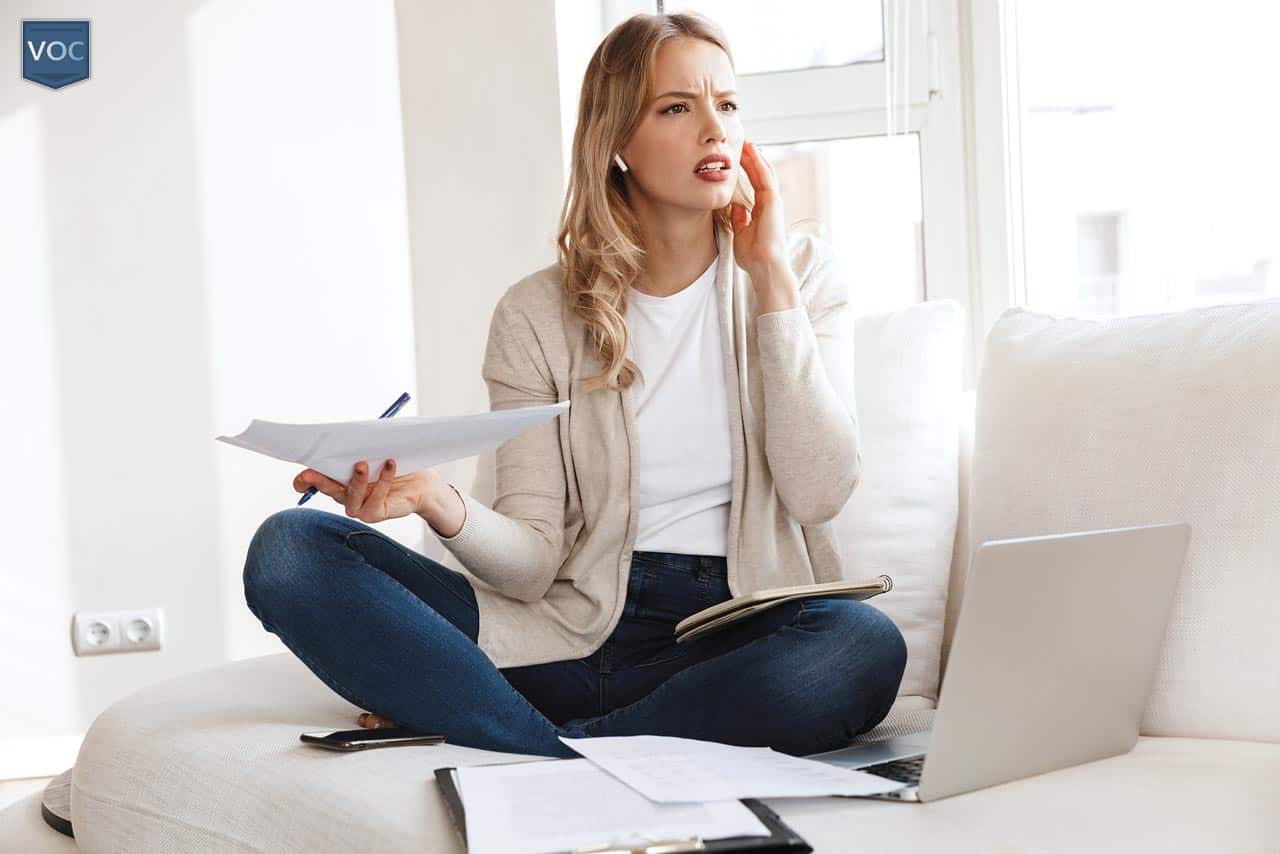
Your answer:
[454,758,770,854]
[447,735,906,854]
[215,401,569,484]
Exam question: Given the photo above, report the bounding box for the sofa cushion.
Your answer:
[67,652,1279,852]
[443,299,967,709]
[832,300,965,706]
[0,791,78,853]
[970,298,1280,742]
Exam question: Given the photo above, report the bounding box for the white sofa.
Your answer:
[4,298,1278,852]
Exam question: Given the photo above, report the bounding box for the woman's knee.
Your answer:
[242,508,343,606]
[806,598,908,705]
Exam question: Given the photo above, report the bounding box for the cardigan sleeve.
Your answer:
[431,297,566,603]
[754,236,861,524]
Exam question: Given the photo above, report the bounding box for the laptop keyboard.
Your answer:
[860,754,925,785]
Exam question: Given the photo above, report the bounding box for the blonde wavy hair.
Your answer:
[555,12,750,393]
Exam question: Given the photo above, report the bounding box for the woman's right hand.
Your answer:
[294,459,445,524]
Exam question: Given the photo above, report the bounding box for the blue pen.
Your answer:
[297,392,411,505]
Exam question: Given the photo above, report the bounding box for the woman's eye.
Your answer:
[663,101,739,115]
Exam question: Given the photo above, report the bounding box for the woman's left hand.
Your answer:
[730,140,788,278]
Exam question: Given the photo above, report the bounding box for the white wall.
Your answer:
[394,0,567,567]
[0,0,461,760]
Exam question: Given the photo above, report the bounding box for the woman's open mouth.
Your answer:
[693,160,731,182]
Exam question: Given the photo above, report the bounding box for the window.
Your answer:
[661,0,885,73]
[760,134,924,314]
[1075,212,1124,317]
[997,0,1280,317]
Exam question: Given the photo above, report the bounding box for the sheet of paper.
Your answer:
[558,734,907,803]
[453,758,770,854]
[215,401,569,484]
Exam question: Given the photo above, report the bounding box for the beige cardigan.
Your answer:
[435,218,861,668]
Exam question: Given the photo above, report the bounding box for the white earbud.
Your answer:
[614,153,629,173]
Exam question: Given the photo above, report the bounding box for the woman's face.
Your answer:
[618,37,744,215]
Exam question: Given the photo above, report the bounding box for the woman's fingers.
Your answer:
[357,711,399,729]
[295,469,346,501]
[363,459,396,518]
[754,141,777,182]
[344,461,369,516]
[350,460,394,522]
[741,141,775,197]
[739,141,763,191]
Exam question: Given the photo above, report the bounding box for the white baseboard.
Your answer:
[0,735,84,781]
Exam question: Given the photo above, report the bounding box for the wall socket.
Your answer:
[71,608,165,656]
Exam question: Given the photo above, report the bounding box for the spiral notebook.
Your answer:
[433,765,812,854]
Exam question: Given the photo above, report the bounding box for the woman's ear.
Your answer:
[614,153,630,172]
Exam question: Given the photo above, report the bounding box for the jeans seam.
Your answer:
[627,645,693,670]
[366,573,564,735]
[343,529,478,615]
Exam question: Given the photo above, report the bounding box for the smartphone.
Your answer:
[299,726,446,751]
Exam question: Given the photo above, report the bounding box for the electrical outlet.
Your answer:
[71,608,164,656]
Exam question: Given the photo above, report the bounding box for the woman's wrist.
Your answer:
[417,480,467,538]
[752,261,802,315]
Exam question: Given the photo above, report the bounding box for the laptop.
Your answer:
[806,521,1192,803]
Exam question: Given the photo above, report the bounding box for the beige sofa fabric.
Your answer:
[970,300,1280,742]
[59,650,1280,853]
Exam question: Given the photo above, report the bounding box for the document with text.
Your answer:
[453,757,770,854]
[558,734,906,803]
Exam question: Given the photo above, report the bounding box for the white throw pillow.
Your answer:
[833,299,966,705]
[970,298,1280,742]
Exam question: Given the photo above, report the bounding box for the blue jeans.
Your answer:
[242,507,908,759]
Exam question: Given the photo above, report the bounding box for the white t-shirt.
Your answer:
[624,252,733,556]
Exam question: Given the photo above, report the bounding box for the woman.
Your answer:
[242,12,907,759]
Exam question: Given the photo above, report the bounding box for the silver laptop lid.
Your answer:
[917,521,1191,802]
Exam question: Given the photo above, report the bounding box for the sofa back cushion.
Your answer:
[970,298,1280,742]
[831,299,965,706]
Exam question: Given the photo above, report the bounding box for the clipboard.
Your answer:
[433,766,812,854]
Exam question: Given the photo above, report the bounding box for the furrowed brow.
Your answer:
[654,89,737,101]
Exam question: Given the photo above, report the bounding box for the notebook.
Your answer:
[674,575,893,644]
[433,765,812,854]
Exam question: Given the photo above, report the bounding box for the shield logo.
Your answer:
[22,20,91,90]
